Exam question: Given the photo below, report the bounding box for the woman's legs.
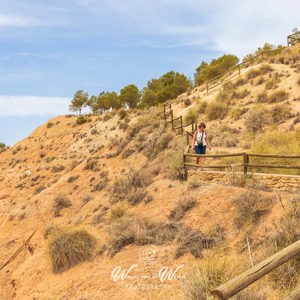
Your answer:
[199,146,206,164]
[194,146,201,164]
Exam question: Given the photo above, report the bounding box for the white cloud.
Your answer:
[0,15,30,27]
[0,96,70,116]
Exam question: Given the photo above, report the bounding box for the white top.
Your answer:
[194,130,206,146]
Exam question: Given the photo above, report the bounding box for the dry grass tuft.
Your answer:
[232,190,274,231]
[48,228,96,273]
[169,195,197,221]
[54,194,72,217]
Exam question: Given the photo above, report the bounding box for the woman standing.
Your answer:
[192,122,211,164]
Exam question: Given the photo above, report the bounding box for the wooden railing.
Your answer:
[163,103,196,135]
[205,47,285,94]
[183,151,300,176]
[211,239,300,299]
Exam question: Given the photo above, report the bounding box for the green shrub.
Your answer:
[184,108,198,124]
[48,228,96,273]
[117,108,127,119]
[76,115,88,125]
[0,142,6,153]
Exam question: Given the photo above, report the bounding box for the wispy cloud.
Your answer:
[0,96,70,116]
[0,15,30,27]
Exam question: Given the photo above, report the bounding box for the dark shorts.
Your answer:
[195,145,206,155]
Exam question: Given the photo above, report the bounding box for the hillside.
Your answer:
[0,45,300,300]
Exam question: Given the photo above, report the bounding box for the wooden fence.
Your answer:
[205,47,285,95]
[163,103,196,134]
[183,151,300,176]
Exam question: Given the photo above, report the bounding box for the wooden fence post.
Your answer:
[171,110,174,130]
[183,153,188,180]
[180,116,183,135]
[186,132,190,146]
[243,153,249,175]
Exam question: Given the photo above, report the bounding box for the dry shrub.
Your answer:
[205,101,228,121]
[84,157,100,171]
[48,228,96,273]
[181,255,239,300]
[184,98,191,106]
[257,92,268,103]
[111,168,153,204]
[175,228,215,258]
[271,105,291,123]
[244,108,270,133]
[268,90,289,103]
[165,150,186,180]
[187,175,201,189]
[232,190,274,231]
[264,80,275,90]
[234,78,245,87]
[184,108,198,124]
[246,64,273,81]
[106,202,130,223]
[67,175,80,183]
[232,89,250,99]
[264,196,300,291]
[255,76,265,86]
[106,215,214,258]
[230,108,248,121]
[54,195,72,217]
[169,195,197,221]
[117,108,127,119]
[52,165,65,173]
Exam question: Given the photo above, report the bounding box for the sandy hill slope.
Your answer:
[0,46,300,300]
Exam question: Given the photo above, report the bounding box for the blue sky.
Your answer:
[0,0,299,145]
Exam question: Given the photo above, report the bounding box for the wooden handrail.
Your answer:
[206,47,286,94]
[184,152,245,158]
[211,239,300,299]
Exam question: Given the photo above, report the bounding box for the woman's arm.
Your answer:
[206,134,211,150]
[192,132,196,149]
